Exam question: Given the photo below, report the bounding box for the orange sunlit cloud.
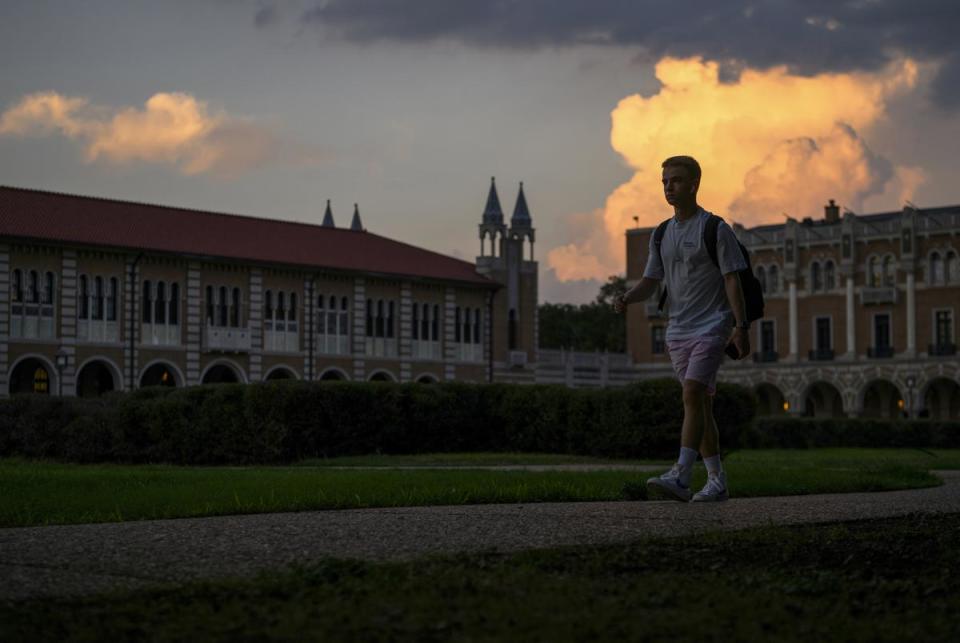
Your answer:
[547,56,924,282]
[0,91,321,177]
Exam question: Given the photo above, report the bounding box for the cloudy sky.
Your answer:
[2,1,959,303]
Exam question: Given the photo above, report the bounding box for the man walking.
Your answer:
[614,156,749,502]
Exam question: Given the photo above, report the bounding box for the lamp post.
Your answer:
[906,375,916,419]
[55,347,69,397]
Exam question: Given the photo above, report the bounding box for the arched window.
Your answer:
[376,300,384,338]
[757,266,767,294]
[366,299,374,337]
[276,292,286,324]
[882,256,895,287]
[868,257,878,287]
[43,272,54,304]
[824,261,836,291]
[170,283,179,325]
[422,303,430,340]
[107,277,118,321]
[387,301,395,338]
[80,275,90,319]
[12,269,23,302]
[930,252,944,284]
[155,281,167,324]
[768,266,779,293]
[946,251,958,282]
[339,297,349,337]
[412,301,419,340]
[432,305,439,341]
[811,262,822,292]
[464,307,471,344]
[455,307,462,343]
[473,308,481,344]
[288,293,296,322]
[232,287,241,327]
[206,285,215,325]
[29,270,38,303]
[218,286,228,327]
[93,276,104,320]
[317,294,326,334]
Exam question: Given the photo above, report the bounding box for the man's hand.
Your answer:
[613,293,628,314]
[731,327,751,360]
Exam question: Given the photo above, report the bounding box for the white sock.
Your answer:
[678,447,698,486]
[704,455,723,477]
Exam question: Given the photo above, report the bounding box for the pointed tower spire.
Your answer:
[510,181,532,229]
[482,176,504,225]
[350,203,364,231]
[321,200,335,227]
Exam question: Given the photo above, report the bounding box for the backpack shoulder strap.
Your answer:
[653,219,671,312]
[704,214,722,268]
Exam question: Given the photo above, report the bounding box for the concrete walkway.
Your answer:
[2,471,958,602]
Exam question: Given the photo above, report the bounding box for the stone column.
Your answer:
[906,272,916,357]
[443,287,456,381]
[123,255,141,393]
[399,281,412,382]
[788,281,798,360]
[845,276,856,358]
[352,277,366,381]
[0,244,10,397]
[59,250,78,395]
[185,262,202,386]
[249,269,263,382]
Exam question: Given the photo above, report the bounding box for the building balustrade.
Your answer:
[411,340,442,360]
[860,287,897,306]
[753,350,779,363]
[867,346,895,359]
[808,348,835,361]
[142,323,180,346]
[929,343,957,357]
[77,319,119,343]
[204,326,251,352]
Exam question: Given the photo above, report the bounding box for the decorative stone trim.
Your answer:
[443,287,456,380]
[399,281,412,381]
[122,256,140,392]
[249,269,263,382]
[185,262,202,386]
[352,278,366,380]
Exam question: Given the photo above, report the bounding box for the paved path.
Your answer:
[2,471,958,602]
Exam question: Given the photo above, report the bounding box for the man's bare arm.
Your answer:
[614,276,660,313]
[723,272,747,325]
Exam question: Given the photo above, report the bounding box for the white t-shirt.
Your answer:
[643,208,747,341]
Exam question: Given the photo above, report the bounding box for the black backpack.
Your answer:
[654,214,764,322]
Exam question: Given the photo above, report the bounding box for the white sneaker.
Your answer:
[646,464,692,502]
[692,472,729,502]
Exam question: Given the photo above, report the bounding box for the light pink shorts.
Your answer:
[666,335,728,396]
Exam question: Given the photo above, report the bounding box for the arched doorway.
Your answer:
[265,367,296,381]
[755,383,786,416]
[803,381,844,418]
[369,371,395,382]
[202,364,240,384]
[319,369,347,381]
[9,358,52,395]
[861,379,903,419]
[922,377,960,420]
[140,363,179,388]
[416,374,439,384]
[76,360,117,398]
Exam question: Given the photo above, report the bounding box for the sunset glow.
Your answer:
[547,56,924,282]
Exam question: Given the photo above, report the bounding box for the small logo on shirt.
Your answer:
[683,241,695,248]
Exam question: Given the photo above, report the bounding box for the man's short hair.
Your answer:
[661,156,702,183]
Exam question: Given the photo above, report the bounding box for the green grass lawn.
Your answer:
[0,449,951,528]
[3,512,958,642]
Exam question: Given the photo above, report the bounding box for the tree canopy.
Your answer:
[539,275,627,352]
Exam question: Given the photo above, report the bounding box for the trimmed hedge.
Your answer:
[0,379,755,464]
[746,417,960,449]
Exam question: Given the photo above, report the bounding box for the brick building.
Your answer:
[0,180,539,397]
[626,201,960,420]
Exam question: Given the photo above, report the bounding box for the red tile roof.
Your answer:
[0,186,496,288]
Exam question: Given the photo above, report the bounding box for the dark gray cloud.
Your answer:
[266,0,960,108]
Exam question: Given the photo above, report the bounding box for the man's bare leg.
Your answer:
[698,394,719,458]
[680,379,708,451]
